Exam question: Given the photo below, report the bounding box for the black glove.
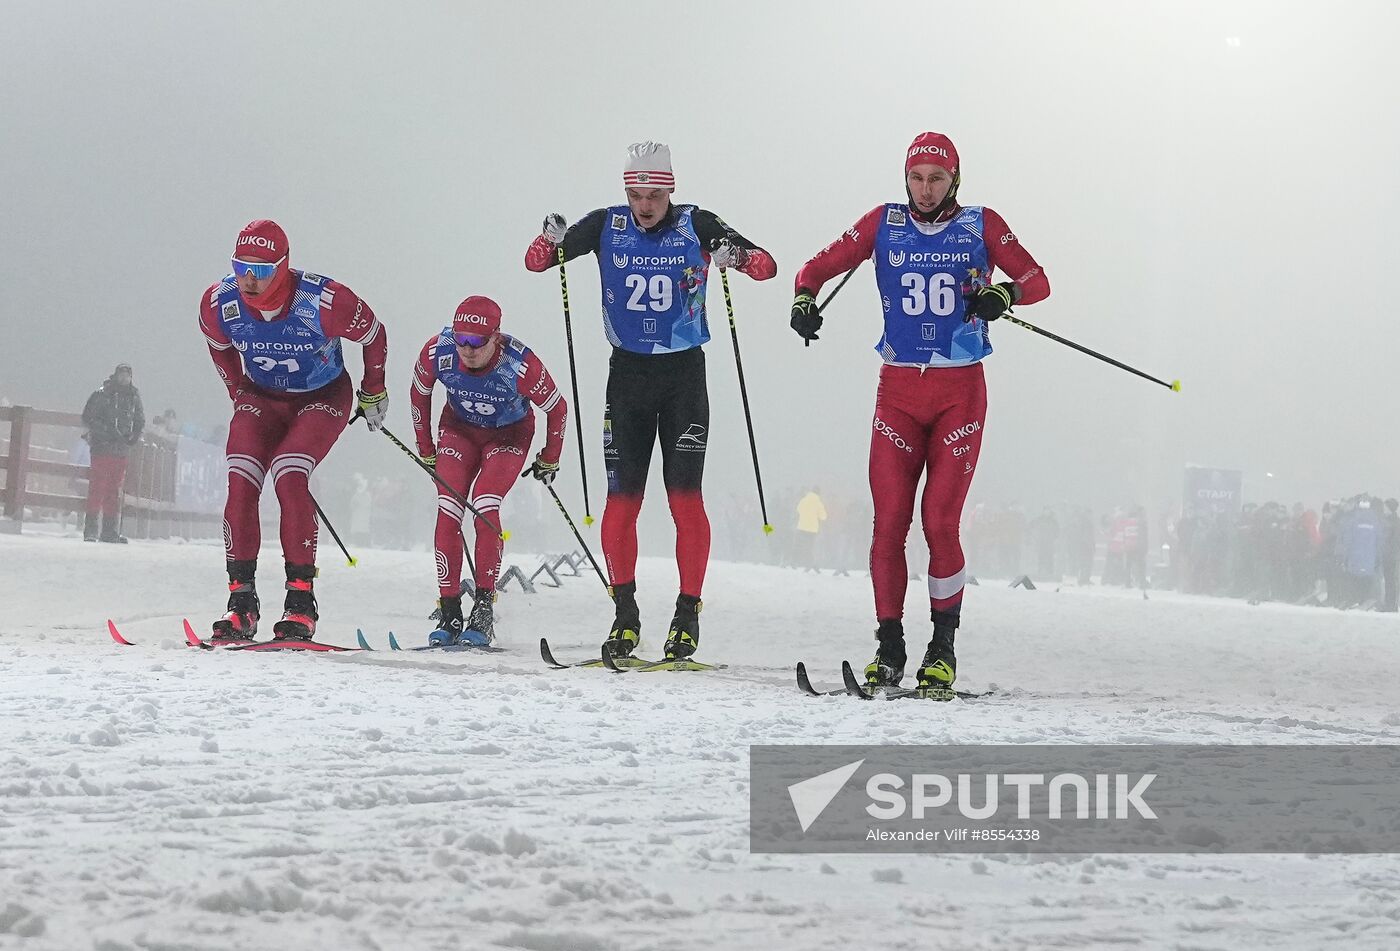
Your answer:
[965,282,1018,323]
[523,453,560,486]
[790,290,822,341]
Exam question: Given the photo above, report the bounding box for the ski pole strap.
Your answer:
[1002,314,1181,392]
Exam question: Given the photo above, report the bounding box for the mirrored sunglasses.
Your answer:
[231,255,287,281]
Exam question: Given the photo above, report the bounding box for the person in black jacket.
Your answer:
[81,363,144,542]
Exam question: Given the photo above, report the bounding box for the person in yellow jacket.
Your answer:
[796,487,828,572]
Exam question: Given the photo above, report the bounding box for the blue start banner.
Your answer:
[1182,466,1243,518]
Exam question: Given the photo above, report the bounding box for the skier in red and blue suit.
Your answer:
[410,295,568,647]
[790,132,1050,698]
[199,219,389,645]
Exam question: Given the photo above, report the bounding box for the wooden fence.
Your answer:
[0,404,221,538]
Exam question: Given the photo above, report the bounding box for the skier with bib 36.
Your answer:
[790,133,1050,698]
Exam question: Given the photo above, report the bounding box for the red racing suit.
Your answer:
[410,336,568,595]
[795,203,1049,623]
[200,273,386,567]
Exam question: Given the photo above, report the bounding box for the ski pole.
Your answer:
[374,421,505,539]
[804,266,860,348]
[557,246,594,525]
[311,495,357,567]
[523,469,612,596]
[349,410,482,577]
[1000,313,1182,392]
[719,267,774,535]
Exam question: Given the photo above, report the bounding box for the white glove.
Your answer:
[357,389,388,432]
[542,213,568,245]
[709,238,750,270]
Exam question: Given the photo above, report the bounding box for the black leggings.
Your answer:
[600,347,712,593]
[603,347,709,496]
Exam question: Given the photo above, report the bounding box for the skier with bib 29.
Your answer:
[524,142,776,662]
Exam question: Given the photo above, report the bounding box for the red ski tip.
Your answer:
[182,618,206,649]
[107,619,135,646]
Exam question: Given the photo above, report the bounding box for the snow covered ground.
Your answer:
[3,530,1400,950]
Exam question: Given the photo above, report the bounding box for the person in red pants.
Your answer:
[199,219,389,644]
[790,132,1051,697]
[410,296,568,646]
[523,141,777,661]
[81,363,144,542]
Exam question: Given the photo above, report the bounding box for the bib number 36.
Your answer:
[900,272,957,316]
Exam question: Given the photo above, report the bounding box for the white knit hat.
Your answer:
[623,141,674,191]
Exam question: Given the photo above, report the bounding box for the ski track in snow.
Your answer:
[2,533,1400,950]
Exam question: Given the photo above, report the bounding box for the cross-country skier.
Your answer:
[790,132,1050,698]
[199,219,389,644]
[524,141,776,661]
[409,295,568,646]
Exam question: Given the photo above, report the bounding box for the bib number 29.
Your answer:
[624,274,673,312]
[900,272,957,316]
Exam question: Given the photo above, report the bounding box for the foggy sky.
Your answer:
[3,0,1398,536]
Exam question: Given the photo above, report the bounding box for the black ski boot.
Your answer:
[461,587,495,646]
[272,564,318,641]
[864,618,907,689]
[663,594,702,660]
[83,511,99,542]
[99,513,128,544]
[603,581,641,658]
[915,610,958,700]
[428,595,464,647]
[211,559,260,644]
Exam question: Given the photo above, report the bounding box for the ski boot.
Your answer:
[864,618,907,690]
[99,512,128,544]
[915,610,958,701]
[211,559,260,645]
[602,581,642,659]
[427,595,464,647]
[271,564,318,641]
[460,588,496,647]
[83,511,99,542]
[663,594,702,660]
[429,579,476,624]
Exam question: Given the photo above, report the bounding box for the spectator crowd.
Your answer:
[706,490,1400,616]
